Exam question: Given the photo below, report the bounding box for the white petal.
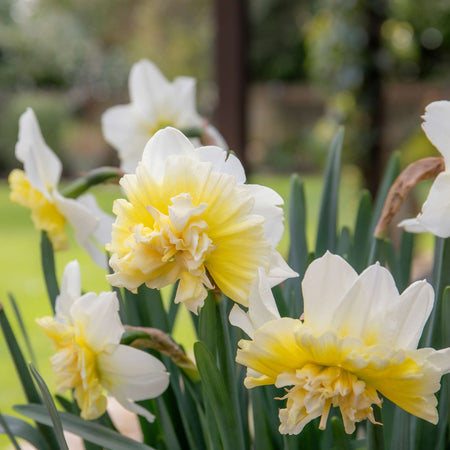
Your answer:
[267,250,299,287]
[302,252,358,334]
[168,76,202,127]
[101,104,151,173]
[99,345,170,401]
[398,217,428,233]
[229,305,254,338]
[70,292,124,352]
[386,280,434,350]
[54,192,108,268]
[245,184,285,246]
[76,194,114,246]
[333,263,399,339]
[55,260,81,324]
[422,101,450,166]
[412,172,450,238]
[15,108,62,197]
[427,348,450,374]
[229,268,280,338]
[141,127,195,182]
[129,59,169,119]
[111,393,155,423]
[195,146,246,183]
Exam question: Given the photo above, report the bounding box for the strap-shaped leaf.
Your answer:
[284,175,307,317]
[14,404,156,450]
[29,364,69,450]
[0,304,58,448]
[40,231,59,311]
[8,292,37,367]
[349,190,372,272]
[194,341,245,450]
[315,128,344,256]
[0,413,50,450]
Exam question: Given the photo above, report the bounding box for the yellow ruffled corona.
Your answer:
[107,127,297,313]
[235,252,450,434]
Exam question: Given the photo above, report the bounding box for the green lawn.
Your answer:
[0,167,384,448]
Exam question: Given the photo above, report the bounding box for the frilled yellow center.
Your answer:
[237,317,441,434]
[37,317,107,420]
[9,169,67,251]
[278,363,381,434]
[107,156,271,313]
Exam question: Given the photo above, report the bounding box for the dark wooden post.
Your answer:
[214,0,248,169]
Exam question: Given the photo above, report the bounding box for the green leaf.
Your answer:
[315,127,344,256]
[422,237,450,349]
[8,292,37,367]
[349,190,372,272]
[0,414,50,450]
[250,389,274,450]
[154,396,182,450]
[337,226,351,258]
[397,231,414,291]
[442,287,450,348]
[194,341,245,450]
[40,231,59,311]
[330,416,352,450]
[167,281,180,332]
[216,300,248,446]
[366,409,385,450]
[15,404,156,450]
[124,286,169,331]
[0,412,20,450]
[198,293,217,355]
[0,304,59,448]
[29,364,69,450]
[284,175,308,317]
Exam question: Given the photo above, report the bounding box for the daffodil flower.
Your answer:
[399,101,450,237]
[101,59,226,173]
[8,108,113,268]
[37,260,170,421]
[236,252,450,435]
[106,127,297,313]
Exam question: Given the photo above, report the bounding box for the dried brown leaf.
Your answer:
[374,157,445,238]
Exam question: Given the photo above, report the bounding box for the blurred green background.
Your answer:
[0,0,449,447]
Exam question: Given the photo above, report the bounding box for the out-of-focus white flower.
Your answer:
[37,260,170,421]
[236,252,450,435]
[101,59,226,173]
[9,108,113,268]
[106,127,297,314]
[399,101,450,237]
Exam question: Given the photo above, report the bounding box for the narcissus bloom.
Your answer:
[106,127,297,313]
[9,108,113,268]
[37,260,169,421]
[102,59,226,173]
[236,252,450,435]
[399,101,450,237]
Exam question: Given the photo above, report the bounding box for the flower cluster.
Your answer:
[7,59,450,444]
